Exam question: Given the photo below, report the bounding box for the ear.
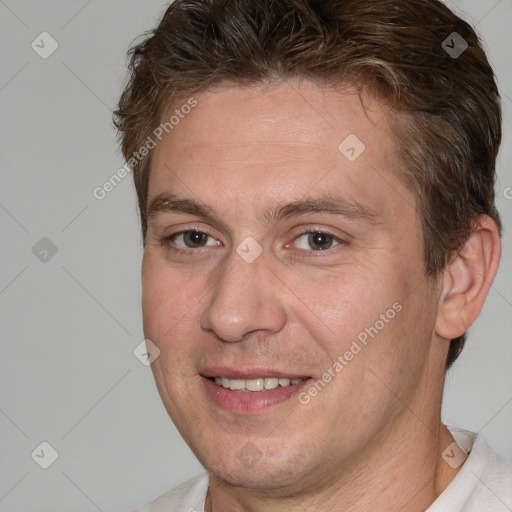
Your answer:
[435,215,501,340]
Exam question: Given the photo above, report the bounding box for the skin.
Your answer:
[142,80,501,512]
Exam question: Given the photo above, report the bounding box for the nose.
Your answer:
[199,249,287,343]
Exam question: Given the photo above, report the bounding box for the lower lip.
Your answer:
[202,376,312,413]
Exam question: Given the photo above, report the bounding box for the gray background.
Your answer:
[0,1,511,511]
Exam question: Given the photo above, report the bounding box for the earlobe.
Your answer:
[435,215,501,340]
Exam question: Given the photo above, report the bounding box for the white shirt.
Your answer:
[131,426,512,511]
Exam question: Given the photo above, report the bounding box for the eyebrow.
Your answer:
[147,192,380,226]
[147,194,217,223]
[263,193,379,225]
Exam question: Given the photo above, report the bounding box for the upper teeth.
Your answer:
[214,377,305,392]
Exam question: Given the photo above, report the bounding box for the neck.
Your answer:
[204,420,462,512]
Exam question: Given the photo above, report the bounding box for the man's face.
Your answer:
[142,82,443,492]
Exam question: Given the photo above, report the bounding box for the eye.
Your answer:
[294,231,342,251]
[171,230,220,249]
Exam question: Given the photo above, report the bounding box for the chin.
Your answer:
[209,463,306,491]
[197,437,316,492]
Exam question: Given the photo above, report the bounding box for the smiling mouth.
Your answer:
[208,376,309,392]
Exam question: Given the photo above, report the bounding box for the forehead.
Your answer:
[149,80,414,222]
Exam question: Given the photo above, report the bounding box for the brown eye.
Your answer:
[308,232,334,250]
[168,230,220,250]
[294,231,341,251]
[182,230,209,248]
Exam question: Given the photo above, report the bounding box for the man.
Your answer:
[115,0,511,510]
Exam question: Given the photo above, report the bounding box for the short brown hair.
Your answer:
[114,0,502,369]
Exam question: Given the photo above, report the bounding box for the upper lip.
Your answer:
[201,367,311,380]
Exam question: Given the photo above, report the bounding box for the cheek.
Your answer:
[142,258,206,396]
[287,264,404,344]
[141,253,205,347]
[289,265,423,392]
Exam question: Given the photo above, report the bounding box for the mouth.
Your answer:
[208,376,307,392]
[201,369,313,412]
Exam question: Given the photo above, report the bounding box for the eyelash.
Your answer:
[161,228,345,256]
[162,229,219,256]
